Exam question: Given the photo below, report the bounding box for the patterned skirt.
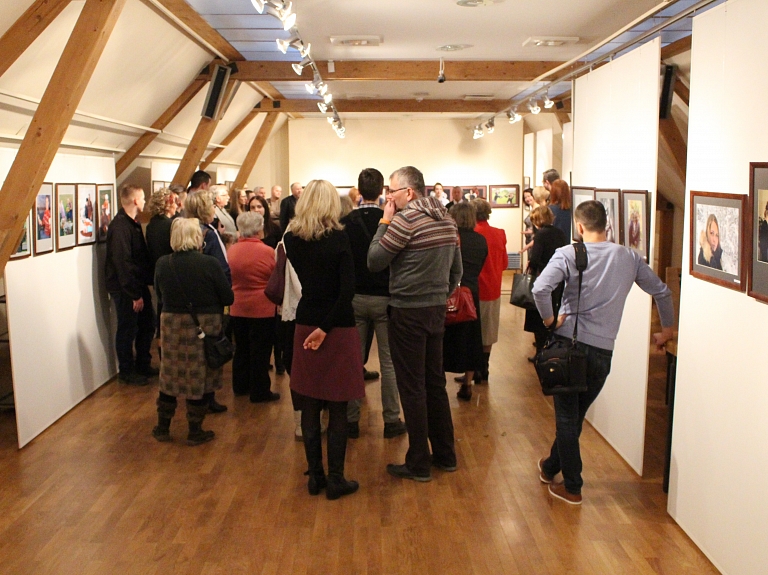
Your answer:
[160,312,224,399]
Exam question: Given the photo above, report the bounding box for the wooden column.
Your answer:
[200,108,261,170]
[115,76,207,177]
[659,118,687,181]
[0,0,73,79]
[233,112,279,190]
[172,79,238,187]
[0,0,127,274]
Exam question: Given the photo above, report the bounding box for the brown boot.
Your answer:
[152,395,177,442]
[186,402,215,446]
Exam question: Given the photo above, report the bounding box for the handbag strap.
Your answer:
[570,242,588,344]
[168,254,206,340]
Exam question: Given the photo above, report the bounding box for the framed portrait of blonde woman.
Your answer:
[622,190,650,261]
[689,190,745,292]
[747,163,768,303]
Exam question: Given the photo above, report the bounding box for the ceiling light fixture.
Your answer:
[473,125,485,139]
[264,1,296,30]
[437,44,473,52]
[251,0,266,13]
[485,117,495,133]
[543,93,555,108]
[528,98,541,114]
[522,36,580,47]
[457,0,504,7]
[291,56,312,76]
[317,102,328,113]
[506,109,522,123]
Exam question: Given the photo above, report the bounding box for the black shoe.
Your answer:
[250,392,281,403]
[308,474,327,496]
[187,429,215,446]
[207,399,228,413]
[453,375,465,383]
[118,372,148,386]
[457,386,472,401]
[432,459,458,472]
[151,426,172,442]
[386,463,431,482]
[383,420,407,438]
[137,366,160,377]
[326,475,359,500]
[363,369,379,381]
[347,421,360,439]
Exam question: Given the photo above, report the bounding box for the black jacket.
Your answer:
[154,251,234,314]
[529,225,569,276]
[145,214,174,278]
[457,228,488,295]
[105,209,152,299]
[341,206,390,297]
[279,194,298,233]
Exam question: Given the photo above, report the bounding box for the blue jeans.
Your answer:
[111,287,155,375]
[541,341,613,494]
[347,295,401,424]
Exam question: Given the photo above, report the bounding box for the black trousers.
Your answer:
[112,287,154,375]
[231,316,275,400]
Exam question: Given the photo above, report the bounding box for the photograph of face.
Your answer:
[695,205,739,275]
[599,197,618,243]
[34,183,54,255]
[77,184,96,245]
[97,185,114,242]
[758,188,768,264]
[56,184,77,251]
[628,200,643,251]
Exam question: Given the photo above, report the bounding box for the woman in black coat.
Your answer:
[444,202,488,401]
[524,206,569,358]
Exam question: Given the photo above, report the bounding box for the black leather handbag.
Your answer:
[169,255,234,370]
[510,267,536,309]
[535,243,589,395]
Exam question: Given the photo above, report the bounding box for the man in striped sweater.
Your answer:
[368,166,463,482]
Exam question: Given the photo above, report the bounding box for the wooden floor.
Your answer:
[0,281,719,574]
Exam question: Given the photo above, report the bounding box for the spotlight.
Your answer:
[291,55,312,76]
[473,125,484,139]
[265,1,296,30]
[437,57,446,83]
[299,42,311,58]
[276,33,300,54]
[317,102,328,113]
[251,0,266,13]
[528,98,541,114]
[505,110,521,123]
[485,117,495,133]
[543,93,554,109]
[323,92,333,104]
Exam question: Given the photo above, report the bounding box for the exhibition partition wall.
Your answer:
[572,37,661,474]
[288,118,525,252]
[669,1,768,574]
[2,149,117,447]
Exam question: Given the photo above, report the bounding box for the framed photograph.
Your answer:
[10,210,32,260]
[55,183,76,251]
[689,190,745,291]
[461,186,486,201]
[523,176,531,190]
[489,185,520,208]
[747,163,768,303]
[595,189,622,244]
[76,184,97,245]
[96,184,114,243]
[622,190,650,261]
[33,183,54,255]
[571,187,595,241]
[152,180,171,193]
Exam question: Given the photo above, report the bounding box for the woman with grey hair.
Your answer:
[152,218,234,445]
[228,211,280,402]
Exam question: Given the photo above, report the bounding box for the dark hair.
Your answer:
[190,170,211,190]
[574,200,607,232]
[449,202,476,230]
[358,168,384,201]
[549,179,571,210]
[248,195,280,238]
[543,169,560,184]
[390,166,425,197]
[472,198,491,221]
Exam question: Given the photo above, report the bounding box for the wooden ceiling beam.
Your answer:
[659,117,687,181]
[150,0,243,62]
[673,74,690,106]
[116,74,209,177]
[0,0,73,79]
[260,99,570,114]
[173,79,239,186]
[0,0,127,274]
[661,35,692,61]
[200,108,262,170]
[206,60,567,83]
[234,112,279,190]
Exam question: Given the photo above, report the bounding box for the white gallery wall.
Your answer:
[572,37,661,474]
[288,118,525,252]
[2,148,117,447]
[669,1,768,574]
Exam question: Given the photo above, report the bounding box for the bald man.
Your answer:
[269,185,282,221]
[279,181,303,232]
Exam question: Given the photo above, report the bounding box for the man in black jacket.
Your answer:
[341,168,406,440]
[105,184,155,385]
[279,181,303,232]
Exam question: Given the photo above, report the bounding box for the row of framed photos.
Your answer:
[571,187,652,261]
[10,182,115,260]
[689,162,768,304]
[424,184,522,208]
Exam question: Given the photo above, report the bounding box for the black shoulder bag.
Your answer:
[169,255,234,370]
[534,243,588,395]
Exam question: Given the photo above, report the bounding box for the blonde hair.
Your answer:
[287,179,343,240]
[119,184,143,207]
[170,217,203,252]
[184,190,215,224]
[533,186,550,206]
[148,187,173,217]
[339,195,355,219]
[530,206,555,228]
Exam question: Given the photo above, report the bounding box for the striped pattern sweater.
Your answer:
[379,197,460,253]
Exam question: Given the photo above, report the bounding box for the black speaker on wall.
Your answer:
[201,64,231,120]
[659,64,677,120]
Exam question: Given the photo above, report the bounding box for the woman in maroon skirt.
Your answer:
[283,179,365,500]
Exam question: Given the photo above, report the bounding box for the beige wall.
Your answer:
[287,117,525,251]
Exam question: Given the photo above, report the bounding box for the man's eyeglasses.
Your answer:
[388,186,410,194]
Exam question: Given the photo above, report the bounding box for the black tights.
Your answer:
[300,396,347,436]
[159,391,206,407]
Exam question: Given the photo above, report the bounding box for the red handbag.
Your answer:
[445,285,477,326]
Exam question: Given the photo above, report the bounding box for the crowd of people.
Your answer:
[104,165,674,505]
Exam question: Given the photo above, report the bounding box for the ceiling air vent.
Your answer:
[464,94,495,101]
[523,36,580,47]
[330,36,382,47]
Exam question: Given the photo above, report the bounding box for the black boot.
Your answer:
[152,395,177,442]
[204,391,228,414]
[480,352,490,384]
[326,429,358,500]
[302,426,326,495]
[186,403,215,446]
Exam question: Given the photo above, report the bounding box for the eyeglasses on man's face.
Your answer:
[388,186,410,195]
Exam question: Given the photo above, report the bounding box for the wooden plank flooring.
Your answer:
[0,277,719,574]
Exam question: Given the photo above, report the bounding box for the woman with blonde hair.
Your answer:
[284,179,364,500]
[152,218,234,444]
